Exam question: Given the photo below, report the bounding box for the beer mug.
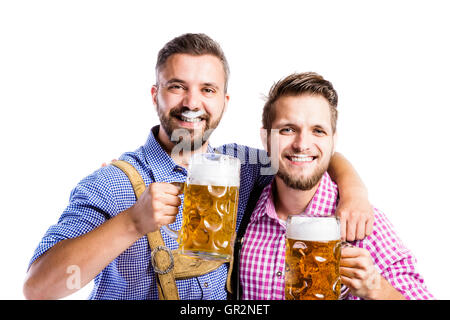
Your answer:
[285,215,348,300]
[163,153,241,262]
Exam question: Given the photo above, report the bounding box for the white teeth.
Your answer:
[180,116,202,123]
[290,155,314,162]
[181,110,205,118]
[179,110,205,123]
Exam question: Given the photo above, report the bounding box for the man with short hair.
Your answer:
[24,34,372,300]
[239,72,433,300]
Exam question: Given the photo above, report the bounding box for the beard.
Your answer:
[276,154,332,191]
[157,103,224,151]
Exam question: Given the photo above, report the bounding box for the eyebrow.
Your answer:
[165,78,186,85]
[272,121,296,128]
[164,78,220,89]
[312,124,330,133]
[203,82,220,89]
[274,121,331,132]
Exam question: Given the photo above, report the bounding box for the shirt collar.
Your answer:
[302,172,338,217]
[251,171,339,223]
[250,182,277,224]
[142,125,215,183]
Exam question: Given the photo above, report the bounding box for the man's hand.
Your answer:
[101,160,183,235]
[340,247,405,300]
[340,247,381,299]
[335,195,374,241]
[129,182,182,236]
[101,159,117,167]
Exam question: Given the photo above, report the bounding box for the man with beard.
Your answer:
[24,34,372,300]
[239,72,433,300]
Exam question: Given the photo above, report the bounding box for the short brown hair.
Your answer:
[262,72,338,133]
[156,33,230,92]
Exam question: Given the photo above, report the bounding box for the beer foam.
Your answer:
[188,154,240,187]
[286,216,340,241]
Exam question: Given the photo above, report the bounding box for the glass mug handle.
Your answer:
[160,181,185,240]
[339,241,354,300]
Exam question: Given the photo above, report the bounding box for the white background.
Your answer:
[1,0,449,300]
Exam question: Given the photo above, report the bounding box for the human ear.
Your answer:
[151,85,158,107]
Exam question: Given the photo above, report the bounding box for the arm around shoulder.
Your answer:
[328,152,374,241]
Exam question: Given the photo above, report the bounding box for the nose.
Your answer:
[182,89,200,110]
[291,130,311,152]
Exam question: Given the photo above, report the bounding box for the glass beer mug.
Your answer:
[163,153,241,262]
[285,215,348,300]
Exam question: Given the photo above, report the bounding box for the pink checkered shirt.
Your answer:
[239,172,433,300]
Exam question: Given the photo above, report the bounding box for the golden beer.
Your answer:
[178,184,239,261]
[162,153,241,262]
[285,216,342,300]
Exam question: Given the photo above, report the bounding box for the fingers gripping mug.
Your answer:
[163,153,241,262]
[285,215,349,300]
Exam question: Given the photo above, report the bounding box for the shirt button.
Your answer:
[276,271,283,278]
[204,282,209,288]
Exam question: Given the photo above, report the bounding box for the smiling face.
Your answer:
[269,94,336,190]
[151,53,229,151]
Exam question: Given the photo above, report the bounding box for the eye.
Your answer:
[202,87,216,95]
[313,128,326,135]
[168,84,185,92]
[279,127,295,134]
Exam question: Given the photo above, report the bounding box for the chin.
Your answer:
[277,168,326,191]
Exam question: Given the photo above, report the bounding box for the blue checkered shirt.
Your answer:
[29,126,272,299]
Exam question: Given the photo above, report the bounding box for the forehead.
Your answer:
[157,53,226,88]
[272,94,333,129]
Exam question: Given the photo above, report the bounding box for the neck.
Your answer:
[273,176,320,221]
[156,126,210,167]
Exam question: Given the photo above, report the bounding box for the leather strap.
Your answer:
[112,160,179,300]
[173,252,223,280]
